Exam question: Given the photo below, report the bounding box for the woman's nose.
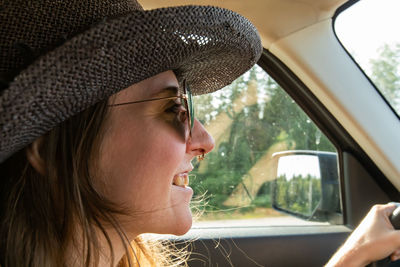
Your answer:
[187,119,215,156]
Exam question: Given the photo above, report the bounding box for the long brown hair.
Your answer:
[0,100,189,266]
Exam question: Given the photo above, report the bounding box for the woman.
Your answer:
[0,0,259,266]
[0,0,399,266]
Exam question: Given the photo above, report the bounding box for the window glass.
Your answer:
[335,0,400,115]
[191,64,342,227]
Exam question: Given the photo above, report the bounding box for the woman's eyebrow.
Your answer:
[149,86,179,98]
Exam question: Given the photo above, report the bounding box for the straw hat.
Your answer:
[0,0,262,162]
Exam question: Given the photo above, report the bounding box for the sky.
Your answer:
[277,155,321,180]
[335,0,400,72]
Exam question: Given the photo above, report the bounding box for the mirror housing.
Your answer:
[271,150,341,224]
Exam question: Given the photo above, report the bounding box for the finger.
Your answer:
[391,250,400,262]
[389,244,400,262]
[388,202,400,208]
[391,254,399,262]
[381,203,398,217]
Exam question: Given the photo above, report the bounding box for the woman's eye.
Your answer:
[166,102,187,123]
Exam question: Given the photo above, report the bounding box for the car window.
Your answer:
[335,0,400,116]
[191,64,342,227]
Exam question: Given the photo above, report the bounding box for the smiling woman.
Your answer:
[0,0,261,266]
[1,0,400,266]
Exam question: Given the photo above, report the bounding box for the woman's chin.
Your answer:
[167,187,194,235]
[172,216,193,236]
[162,208,193,236]
[159,209,192,236]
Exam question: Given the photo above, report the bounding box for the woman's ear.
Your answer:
[26,137,46,175]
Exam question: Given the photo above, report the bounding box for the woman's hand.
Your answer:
[326,203,400,267]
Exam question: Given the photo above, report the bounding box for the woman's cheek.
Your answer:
[172,116,187,142]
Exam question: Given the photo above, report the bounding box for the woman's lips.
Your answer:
[172,173,189,187]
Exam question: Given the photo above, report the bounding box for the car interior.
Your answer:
[139,0,400,266]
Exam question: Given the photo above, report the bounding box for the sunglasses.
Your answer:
[107,80,194,137]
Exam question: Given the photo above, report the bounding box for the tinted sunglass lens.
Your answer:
[186,84,194,131]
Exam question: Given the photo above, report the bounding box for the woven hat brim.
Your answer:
[0,5,262,162]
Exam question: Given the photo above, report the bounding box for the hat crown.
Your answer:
[0,0,143,86]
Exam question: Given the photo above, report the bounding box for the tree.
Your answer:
[370,43,400,112]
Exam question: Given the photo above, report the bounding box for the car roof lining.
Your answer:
[141,0,347,49]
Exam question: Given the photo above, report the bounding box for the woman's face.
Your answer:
[97,71,214,236]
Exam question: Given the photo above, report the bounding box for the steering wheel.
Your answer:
[368,206,400,267]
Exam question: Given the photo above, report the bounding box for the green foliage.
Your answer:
[370,43,400,113]
[274,175,321,216]
[263,80,336,152]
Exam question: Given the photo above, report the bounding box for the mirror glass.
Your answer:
[274,155,321,218]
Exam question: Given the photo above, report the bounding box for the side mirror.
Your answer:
[271,150,342,224]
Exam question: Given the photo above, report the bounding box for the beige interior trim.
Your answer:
[270,19,400,188]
